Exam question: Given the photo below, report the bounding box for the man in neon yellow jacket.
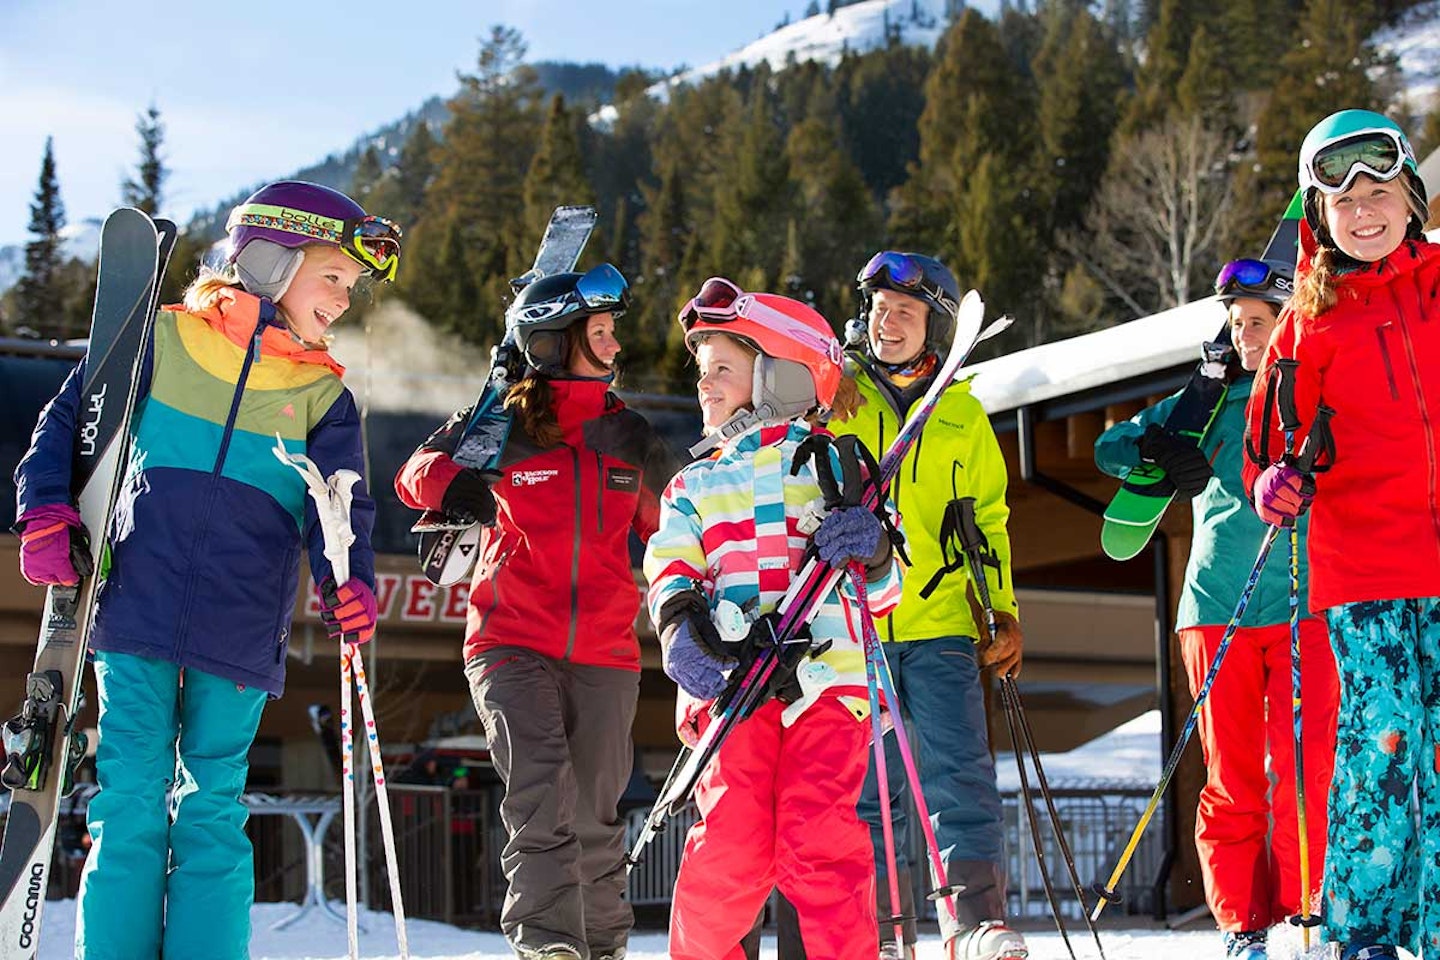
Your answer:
[832,252,1025,960]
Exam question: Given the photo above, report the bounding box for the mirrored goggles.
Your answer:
[1308,130,1412,195]
[343,216,403,282]
[679,277,744,330]
[574,262,630,311]
[1214,258,1290,296]
[857,251,924,289]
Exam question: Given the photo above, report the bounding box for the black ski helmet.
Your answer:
[1213,257,1294,307]
[856,251,961,354]
[507,263,630,374]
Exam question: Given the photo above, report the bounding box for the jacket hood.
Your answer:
[164,287,346,377]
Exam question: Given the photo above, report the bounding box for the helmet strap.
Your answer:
[235,240,305,301]
[686,357,818,458]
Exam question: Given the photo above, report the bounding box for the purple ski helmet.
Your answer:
[224,180,402,300]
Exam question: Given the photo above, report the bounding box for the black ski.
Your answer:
[0,209,174,957]
[413,205,597,586]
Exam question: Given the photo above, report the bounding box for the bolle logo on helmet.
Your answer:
[278,209,332,230]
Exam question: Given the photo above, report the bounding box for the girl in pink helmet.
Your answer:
[643,279,902,959]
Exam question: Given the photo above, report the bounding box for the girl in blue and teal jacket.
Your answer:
[1095,260,1338,958]
[12,181,396,960]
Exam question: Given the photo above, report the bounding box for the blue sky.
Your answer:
[0,0,799,247]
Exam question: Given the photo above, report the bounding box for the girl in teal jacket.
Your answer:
[1095,259,1338,959]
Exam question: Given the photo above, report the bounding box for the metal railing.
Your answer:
[6,781,1164,926]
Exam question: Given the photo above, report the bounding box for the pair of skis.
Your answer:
[413,205,598,586]
[1100,191,1305,560]
[627,290,1013,868]
[0,209,176,958]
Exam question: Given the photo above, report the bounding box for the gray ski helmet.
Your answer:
[856,251,961,352]
[507,263,631,373]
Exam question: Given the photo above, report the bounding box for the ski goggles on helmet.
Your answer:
[573,262,631,313]
[1303,129,1414,196]
[1214,258,1292,298]
[678,277,744,327]
[857,251,959,315]
[226,202,403,282]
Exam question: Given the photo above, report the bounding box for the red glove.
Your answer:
[1253,462,1314,527]
[317,577,377,644]
[17,504,93,586]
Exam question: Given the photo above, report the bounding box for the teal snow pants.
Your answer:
[75,650,266,960]
[1322,598,1440,957]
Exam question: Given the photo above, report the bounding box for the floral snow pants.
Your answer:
[1323,597,1440,957]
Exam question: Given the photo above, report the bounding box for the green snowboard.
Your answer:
[1100,191,1304,561]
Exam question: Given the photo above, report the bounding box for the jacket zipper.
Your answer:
[172,319,267,660]
[1374,323,1401,400]
[564,445,582,660]
[595,452,605,531]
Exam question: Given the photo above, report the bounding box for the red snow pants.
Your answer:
[1180,619,1339,932]
[667,696,876,960]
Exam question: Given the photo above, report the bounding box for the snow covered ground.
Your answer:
[31,896,1413,959]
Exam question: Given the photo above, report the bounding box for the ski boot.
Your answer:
[1341,948,1400,960]
[1223,929,1267,958]
[945,921,1028,959]
[591,949,626,960]
[515,944,582,959]
[879,942,916,960]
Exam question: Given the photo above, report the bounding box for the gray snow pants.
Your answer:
[465,646,640,958]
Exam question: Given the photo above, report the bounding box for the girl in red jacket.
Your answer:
[1244,110,1440,960]
[395,265,674,960]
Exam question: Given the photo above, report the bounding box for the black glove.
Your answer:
[722,612,822,708]
[1137,424,1213,499]
[441,468,497,526]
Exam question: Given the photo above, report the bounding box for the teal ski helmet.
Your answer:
[1298,109,1427,239]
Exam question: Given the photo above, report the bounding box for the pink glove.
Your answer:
[317,577,377,644]
[17,504,92,586]
[1253,462,1313,526]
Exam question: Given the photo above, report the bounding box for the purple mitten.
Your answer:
[1253,463,1313,526]
[317,577,377,644]
[17,504,91,586]
[661,617,734,700]
[812,506,883,567]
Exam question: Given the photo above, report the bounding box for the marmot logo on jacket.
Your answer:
[512,469,560,487]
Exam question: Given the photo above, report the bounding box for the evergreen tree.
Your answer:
[393,121,437,226]
[403,25,545,343]
[351,145,384,203]
[1032,2,1126,238]
[521,94,595,256]
[1124,0,1204,131]
[892,7,1041,325]
[1220,0,1296,92]
[636,154,691,387]
[1229,0,1383,254]
[836,43,931,196]
[16,138,72,338]
[121,103,166,216]
[1174,24,1235,134]
[783,115,882,323]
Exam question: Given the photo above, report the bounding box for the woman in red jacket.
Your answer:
[1244,110,1440,960]
[395,265,675,960]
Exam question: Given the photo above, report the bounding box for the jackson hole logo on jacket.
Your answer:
[512,469,560,488]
